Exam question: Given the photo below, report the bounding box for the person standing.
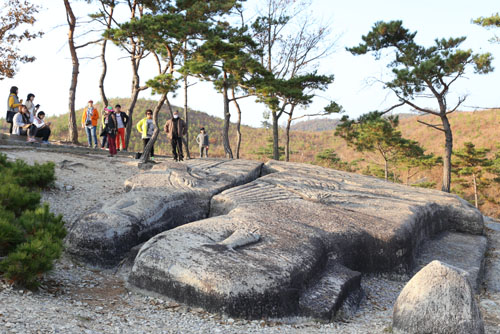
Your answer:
[136,109,155,158]
[102,106,117,157]
[25,93,40,123]
[164,110,187,161]
[32,111,51,144]
[196,127,209,158]
[100,110,108,149]
[81,100,99,148]
[6,86,22,134]
[114,104,129,151]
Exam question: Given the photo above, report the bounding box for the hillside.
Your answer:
[1,100,499,217]
[290,117,340,131]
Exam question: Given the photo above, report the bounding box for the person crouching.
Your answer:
[32,111,51,144]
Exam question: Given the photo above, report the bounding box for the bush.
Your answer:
[0,153,65,289]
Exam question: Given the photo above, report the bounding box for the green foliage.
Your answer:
[452,142,492,207]
[315,149,355,172]
[336,111,426,180]
[474,13,500,43]
[253,137,285,160]
[348,20,493,99]
[0,154,66,289]
[411,181,437,189]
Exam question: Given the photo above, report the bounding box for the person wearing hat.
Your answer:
[196,127,209,158]
[102,106,117,157]
[81,100,99,148]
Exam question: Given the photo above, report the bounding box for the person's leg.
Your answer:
[9,122,13,134]
[117,128,125,150]
[85,127,92,146]
[171,138,178,160]
[177,137,184,161]
[91,126,98,147]
[143,138,149,152]
[36,127,50,141]
[28,125,37,138]
[101,134,107,148]
[108,135,116,155]
[199,146,203,158]
[43,128,51,141]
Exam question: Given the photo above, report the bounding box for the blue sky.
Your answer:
[3,0,500,127]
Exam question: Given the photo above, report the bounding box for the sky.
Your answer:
[2,0,500,128]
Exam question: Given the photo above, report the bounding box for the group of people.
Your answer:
[82,101,210,160]
[5,86,210,159]
[6,86,51,143]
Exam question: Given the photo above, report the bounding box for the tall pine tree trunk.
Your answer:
[183,73,191,159]
[64,0,79,144]
[441,115,453,193]
[284,105,295,162]
[124,61,141,151]
[272,110,279,160]
[231,87,242,159]
[222,72,233,159]
[98,1,114,108]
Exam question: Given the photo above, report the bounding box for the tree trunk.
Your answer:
[124,64,141,151]
[183,73,191,159]
[440,115,453,193]
[98,2,114,108]
[140,93,167,163]
[231,87,242,159]
[272,110,279,160]
[123,3,144,151]
[222,72,233,159]
[284,106,295,162]
[473,173,478,208]
[99,38,108,107]
[384,158,389,181]
[64,0,79,144]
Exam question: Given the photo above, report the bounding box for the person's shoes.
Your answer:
[42,140,50,145]
[117,149,120,152]
[108,154,114,157]
[27,137,36,143]
[94,145,98,149]
[150,156,155,161]
[179,157,184,162]
[173,157,178,162]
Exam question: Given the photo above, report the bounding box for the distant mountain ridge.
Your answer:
[290,118,340,132]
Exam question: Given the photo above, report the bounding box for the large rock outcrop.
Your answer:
[65,159,263,266]
[129,160,484,319]
[393,260,485,334]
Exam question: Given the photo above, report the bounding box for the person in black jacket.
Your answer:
[102,106,118,157]
[114,104,129,151]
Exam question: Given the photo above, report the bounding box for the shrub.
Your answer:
[0,154,65,289]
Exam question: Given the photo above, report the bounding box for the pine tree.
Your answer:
[348,20,493,192]
[452,142,492,208]
[336,112,427,181]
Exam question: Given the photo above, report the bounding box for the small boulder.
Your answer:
[393,260,484,334]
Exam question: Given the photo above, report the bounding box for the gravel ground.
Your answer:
[0,147,499,334]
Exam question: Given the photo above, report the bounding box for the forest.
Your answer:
[2,0,500,218]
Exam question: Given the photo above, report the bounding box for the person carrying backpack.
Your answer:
[81,100,99,148]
